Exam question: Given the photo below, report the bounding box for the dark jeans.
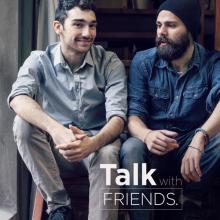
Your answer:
[120,133,220,220]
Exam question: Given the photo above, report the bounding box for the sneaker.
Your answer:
[47,206,73,220]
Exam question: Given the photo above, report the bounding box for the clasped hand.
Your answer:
[51,124,95,162]
[145,129,179,155]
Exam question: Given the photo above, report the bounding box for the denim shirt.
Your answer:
[128,43,220,135]
[8,43,127,130]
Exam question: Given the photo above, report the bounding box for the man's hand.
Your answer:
[50,124,89,161]
[49,124,78,146]
[69,125,87,140]
[181,132,205,182]
[144,130,179,155]
[56,136,96,162]
[49,124,87,146]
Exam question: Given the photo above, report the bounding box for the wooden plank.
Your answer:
[32,190,44,220]
[199,0,205,44]
[215,0,220,51]
[96,8,157,15]
[96,32,155,40]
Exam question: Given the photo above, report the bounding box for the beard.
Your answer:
[156,32,190,61]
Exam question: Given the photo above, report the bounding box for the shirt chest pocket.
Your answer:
[148,87,170,113]
[183,87,208,100]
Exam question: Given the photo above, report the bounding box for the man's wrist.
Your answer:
[142,129,152,143]
[49,121,65,132]
[90,136,102,151]
[188,145,204,154]
[195,128,210,145]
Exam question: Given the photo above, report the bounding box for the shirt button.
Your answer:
[194,94,198,98]
[175,96,179,100]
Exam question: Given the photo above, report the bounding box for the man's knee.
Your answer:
[13,115,33,144]
[212,138,220,160]
[200,133,220,176]
[90,139,120,166]
[13,115,46,150]
[120,137,146,162]
[205,133,220,157]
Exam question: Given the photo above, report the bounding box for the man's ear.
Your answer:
[53,20,63,36]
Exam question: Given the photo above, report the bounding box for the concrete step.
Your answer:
[0,208,16,220]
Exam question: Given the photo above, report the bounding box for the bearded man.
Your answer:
[120,0,220,219]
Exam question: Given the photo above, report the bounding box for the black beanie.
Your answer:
[157,0,201,41]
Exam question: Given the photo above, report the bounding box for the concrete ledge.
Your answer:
[0,208,16,220]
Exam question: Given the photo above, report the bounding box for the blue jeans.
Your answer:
[120,133,220,220]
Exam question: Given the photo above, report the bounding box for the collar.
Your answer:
[187,43,200,70]
[51,43,94,70]
[81,49,94,68]
[52,43,66,68]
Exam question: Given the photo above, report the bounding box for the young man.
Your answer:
[8,0,127,220]
[120,0,220,219]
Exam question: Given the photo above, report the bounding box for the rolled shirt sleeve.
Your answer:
[206,53,220,113]
[128,52,150,122]
[104,53,127,122]
[7,51,43,108]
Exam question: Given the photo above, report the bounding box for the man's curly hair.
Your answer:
[55,0,96,25]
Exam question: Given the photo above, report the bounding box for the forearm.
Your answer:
[201,101,220,138]
[10,95,62,134]
[128,115,151,142]
[92,116,125,151]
